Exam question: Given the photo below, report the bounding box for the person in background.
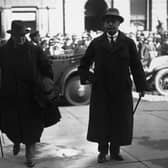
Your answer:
[40,39,50,56]
[78,8,147,164]
[70,34,79,49]
[136,33,145,60]
[25,27,32,42]
[30,30,41,46]
[0,20,56,167]
[62,35,73,50]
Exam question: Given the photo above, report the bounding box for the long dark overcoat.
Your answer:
[0,39,59,144]
[79,31,147,146]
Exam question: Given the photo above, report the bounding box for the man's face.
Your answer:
[32,34,40,44]
[103,17,121,35]
[12,34,26,46]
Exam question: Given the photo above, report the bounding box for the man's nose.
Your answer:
[108,21,114,25]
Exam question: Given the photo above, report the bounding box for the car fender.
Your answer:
[149,56,168,72]
[155,66,168,72]
[154,68,168,96]
[59,64,79,95]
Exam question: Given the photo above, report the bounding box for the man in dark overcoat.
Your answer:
[0,20,60,167]
[78,8,147,163]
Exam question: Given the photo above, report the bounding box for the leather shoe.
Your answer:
[25,160,35,167]
[97,153,107,163]
[110,154,124,161]
[13,143,20,156]
[25,144,36,167]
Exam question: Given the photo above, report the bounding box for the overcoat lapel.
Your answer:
[99,34,112,54]
[100,32,126,54]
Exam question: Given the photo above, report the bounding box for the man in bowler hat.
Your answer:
[78,8,147,163]
[30,30,41,46]
[0,20,56,167]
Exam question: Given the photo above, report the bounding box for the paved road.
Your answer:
[1,95,168,167]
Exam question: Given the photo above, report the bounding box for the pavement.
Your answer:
[1,92,168,168]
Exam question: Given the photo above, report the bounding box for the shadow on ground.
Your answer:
[134,136,168,151]
[147,158,168,168]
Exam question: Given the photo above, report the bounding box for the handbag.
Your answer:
[34,76,59,108]
[34,76,61,127]
[43,103,61,128]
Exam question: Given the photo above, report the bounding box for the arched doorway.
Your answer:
[84,0,108,31]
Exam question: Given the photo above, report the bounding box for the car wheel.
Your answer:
[65,75,91,106]
[155,69,168,96]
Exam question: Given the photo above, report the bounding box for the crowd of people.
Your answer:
[38,30,103,56]
[1,28,168,67]
[28,29,168,69]
[127,30,168,68]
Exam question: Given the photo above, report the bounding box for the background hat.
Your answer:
[30,30,40,39]
[25,27,31,32]
[7,20,29,35]
[102,8,124,23]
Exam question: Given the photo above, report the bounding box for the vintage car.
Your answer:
[51,47,168,106]
[50,49,91,106]
[145,55,168,96]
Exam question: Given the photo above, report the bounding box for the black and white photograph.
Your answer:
[0,0,168,167]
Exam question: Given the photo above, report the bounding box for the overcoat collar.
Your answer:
[99,31,127,54]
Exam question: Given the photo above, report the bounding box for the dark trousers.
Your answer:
[98,142,120,155]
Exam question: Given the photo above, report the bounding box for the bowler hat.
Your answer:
[30,30,40,39]
[102,8,124,23]
[7,20,29,35]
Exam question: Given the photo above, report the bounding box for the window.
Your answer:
[130,0,147,30]
[12,7,37,31]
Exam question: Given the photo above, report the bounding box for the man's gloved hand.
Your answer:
[139,91,145,97]
[79,69,94,85]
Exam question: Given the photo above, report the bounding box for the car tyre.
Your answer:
[155,68,168,96]
[64,75,91,106]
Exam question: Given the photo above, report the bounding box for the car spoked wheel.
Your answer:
[155,69,168,96]
[65,76,91,105]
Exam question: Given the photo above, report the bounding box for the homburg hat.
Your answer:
[102,8,124,23]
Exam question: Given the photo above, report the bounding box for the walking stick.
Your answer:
[133,94,142,114]
[0,132,4,158]
[0,67,4,158]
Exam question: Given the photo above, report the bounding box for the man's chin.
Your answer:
[107,30,116,36]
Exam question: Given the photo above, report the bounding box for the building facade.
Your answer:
[0,0,167,39]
